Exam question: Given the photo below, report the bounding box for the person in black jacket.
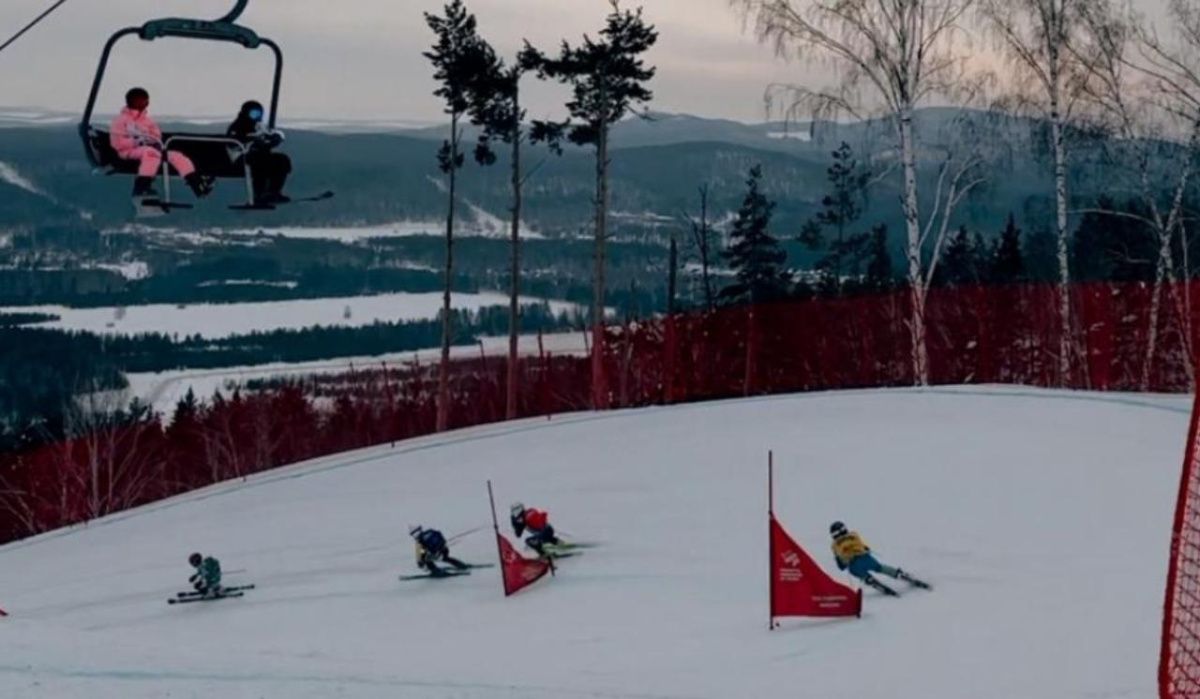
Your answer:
[227,100,291,205]
[409,525,469,577]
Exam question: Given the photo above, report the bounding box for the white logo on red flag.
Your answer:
[770,516,861,619]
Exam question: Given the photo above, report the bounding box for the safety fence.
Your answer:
[1,280,1196,544]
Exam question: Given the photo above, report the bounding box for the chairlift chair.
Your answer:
[78,0,286,212]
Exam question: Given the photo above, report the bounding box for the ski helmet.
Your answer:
[240,100,265,122]
[510,502,525,518]
[408,524,423,539]
[829,521,848,539]
[188,552,202,567]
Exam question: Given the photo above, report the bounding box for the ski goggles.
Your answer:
[248,107,264,120]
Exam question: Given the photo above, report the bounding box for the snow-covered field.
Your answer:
[4,292,580,339]
[125,219,546,244]
[125,331,590,416]
[0,387,1185,698]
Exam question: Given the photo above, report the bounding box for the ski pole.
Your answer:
[447,525,488,544]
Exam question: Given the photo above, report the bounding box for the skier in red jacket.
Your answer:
[510,502,561,556]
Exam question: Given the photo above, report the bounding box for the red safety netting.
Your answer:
[3,280,1199,551]
[1162,390,1200,698]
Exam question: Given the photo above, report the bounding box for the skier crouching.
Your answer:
[510,503,561,556]
[829,521,929,596]
[188,552,223,598]
[409,525,468,577]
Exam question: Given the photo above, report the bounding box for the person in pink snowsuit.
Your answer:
[110,88,212,199]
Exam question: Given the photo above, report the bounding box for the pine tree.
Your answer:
[720,165,791,304]
[865,225,893,291]
[424,0,494,431]
[529,3,657,409]
[991,213,1025,284]
[815,143,866,252]
[800,142,870,291]
[465,28,549,420]
[937,226,985,287]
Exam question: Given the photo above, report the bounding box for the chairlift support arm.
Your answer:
[216,0,250,23]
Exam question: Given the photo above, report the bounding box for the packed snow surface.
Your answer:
[0,387,1186,698]
[3,292,579,339]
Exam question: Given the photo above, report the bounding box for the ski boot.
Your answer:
[864,574,899,597]
[185,173,215,198]
[895,569,932,590]
[131,176,158,199]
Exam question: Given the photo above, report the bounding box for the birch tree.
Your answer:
[1079,0,1200,388]
[979,0,1098,382]
[732,0,976,383]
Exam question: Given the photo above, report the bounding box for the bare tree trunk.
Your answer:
[1182,223,1197,386]
[1050,74,1072,384]
[900,110,928,385]
[1167,127,1199,390]
[437,114,459,433]
[668,235,678,315]
[592,119,610,409]
[1144,249,1168,390]
[1161,166,1195,389]
[699,185,714,312]
[506,95,522,421]
[1136,124,1198,390]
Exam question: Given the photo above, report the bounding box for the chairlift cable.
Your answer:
[0,0,70,55]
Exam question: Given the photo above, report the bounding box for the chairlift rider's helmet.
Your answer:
[829,521,848,539]
[188,552,202,567]
[126,87,149,111]
[240,100,265,122]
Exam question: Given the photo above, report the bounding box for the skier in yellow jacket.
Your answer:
[830,521,930,596]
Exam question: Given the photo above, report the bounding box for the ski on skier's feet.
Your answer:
[536,542,594,558]
[901,574,932,590]
[539,541,598,552]
[168,590,247,605]
[229,191,335,211]
[448,563,494,571]
[865,577,900,597]
[135,198,192,217]
[175,584,256,599]
[398,570,471,581]
[171,584,255,603]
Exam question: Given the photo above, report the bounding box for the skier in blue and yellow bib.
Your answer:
[830,521,930,596]
[409,525,469,577]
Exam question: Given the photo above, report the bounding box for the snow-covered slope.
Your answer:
[0,387,1187,698]
[0,161,47,198]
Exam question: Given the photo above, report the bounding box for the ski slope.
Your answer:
[0,387,1188,698]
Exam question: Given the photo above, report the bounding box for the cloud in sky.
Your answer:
[0,0,1174,124]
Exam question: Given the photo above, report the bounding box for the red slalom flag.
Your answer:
[770,515,861,621]
[0,607,7,617]
[497,532,552,597]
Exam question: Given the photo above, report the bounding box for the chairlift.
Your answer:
[78,0,326,213]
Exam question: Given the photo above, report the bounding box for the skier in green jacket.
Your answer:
[188,552,223,597]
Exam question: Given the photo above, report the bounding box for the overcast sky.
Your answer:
[0,0,1175,125]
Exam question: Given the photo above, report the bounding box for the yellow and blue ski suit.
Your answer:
[832,531,898,580]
